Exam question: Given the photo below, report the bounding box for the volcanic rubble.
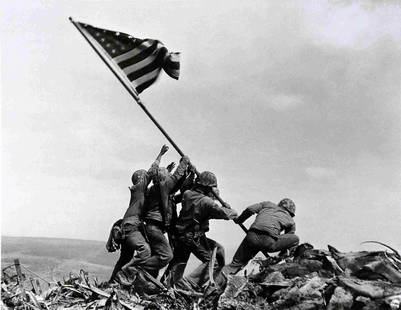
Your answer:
[1,242,401,310]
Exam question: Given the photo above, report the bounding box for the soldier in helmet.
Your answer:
[108,145,169,282]
[122,154,191,278]
[162,171,238,288]
[223,198,300,275]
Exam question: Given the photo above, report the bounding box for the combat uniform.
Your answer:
[224,200,299,275]
[139,156,190,276]
[109,160,160,281]
[165,188,237,286]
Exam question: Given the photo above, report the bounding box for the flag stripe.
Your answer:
[113,40,153,63]
[135,77,158,94]
[122,54,156,75]
[117,42,159,69]
[133,68,161,88]
[163,52,180,79]
[126,47,166,81]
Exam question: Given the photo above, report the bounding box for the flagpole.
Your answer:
[69,18,256,241]
[69,17,185,156]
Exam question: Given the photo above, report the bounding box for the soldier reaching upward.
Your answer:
[108,145,169,282]
[122,154,191,278]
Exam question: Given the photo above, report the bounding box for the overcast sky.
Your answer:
[2,1,400,254]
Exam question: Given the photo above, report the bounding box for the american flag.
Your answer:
[77,22,180,94]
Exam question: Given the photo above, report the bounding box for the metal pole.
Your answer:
[14,259,26,299]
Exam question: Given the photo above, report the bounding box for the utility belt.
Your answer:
[144,219,164,228]
[178,231,206,249]
[144,219,170,237]
[249,228,278,241]
[177,221,206,244]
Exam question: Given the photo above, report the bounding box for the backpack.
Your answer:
[106,219,124,252]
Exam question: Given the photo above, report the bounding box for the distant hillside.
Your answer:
[1,236,119,282]
[1,236,214,283]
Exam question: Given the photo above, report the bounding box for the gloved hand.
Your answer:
[166,162,176,172]
[160,144,169,155]
[222,202,232,209]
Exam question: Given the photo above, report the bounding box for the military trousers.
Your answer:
[163,232,225,287]
[109,227,151,282]
[133,223,173,278]
[223,230,299,275]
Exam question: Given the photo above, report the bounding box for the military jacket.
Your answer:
[143,158,189,227]
[238,201,295,239]
[175,189,237,234]
[122,160,159,227]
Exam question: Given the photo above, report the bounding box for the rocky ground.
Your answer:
[1,242,401,310]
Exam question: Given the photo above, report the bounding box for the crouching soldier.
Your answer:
[108,145,169,283]
[123,155,191,278]
[223,198,300,275]
[163,171,237,288]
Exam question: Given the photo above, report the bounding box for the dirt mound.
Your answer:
[2,243,401,309]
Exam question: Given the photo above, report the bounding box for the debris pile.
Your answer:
[2,242,401,310]
[218,242,401,310]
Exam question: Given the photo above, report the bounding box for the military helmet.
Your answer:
[131,169,147,185]
[278,198,296,216]
[196,171,217,187]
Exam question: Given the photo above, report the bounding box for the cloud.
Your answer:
[302,1,401,48]
[267,94,304,111]
[305,166,337,179]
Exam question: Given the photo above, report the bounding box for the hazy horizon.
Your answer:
[2,0,400,254]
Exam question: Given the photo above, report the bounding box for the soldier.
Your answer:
[223,198,300,275]
[163,171,237,288]
[108,145,169,282]
[123,155,191,278]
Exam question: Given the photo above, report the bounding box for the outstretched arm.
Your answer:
[167,155,191,189]
[156,144,169,162]
[207,199,238,220]
[148,144,169,177]
[233,202,264,224]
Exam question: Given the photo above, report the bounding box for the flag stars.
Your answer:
[77,23,180,93]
